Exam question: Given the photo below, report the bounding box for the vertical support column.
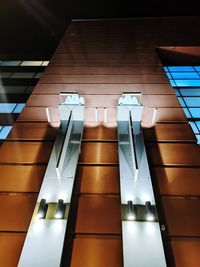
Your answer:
[18,94,84,267]
[118,93,167,267]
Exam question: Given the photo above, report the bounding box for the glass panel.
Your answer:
[189,122,199,134]
[21,61,43,66]
[196,121,200,131]
[180,89,200,96]
[0,126,12,139]
[42,61,49,66]
[11,73,35,78]
[0,103,16,113]
[183,108,191,118]
[169,80,176,87]
[189,108,200,118]
[34,73,42,78]
[178,97,185,107]
[0,86,28,94]
[0,72,12,78]
[0,61,22,66]
[25,86,34,94]
[196,134,200,144]
[184,97,200,107]
[175,80,200,87]
[194,66,200,71]
[171,72,199,79]
[165,72,172,79]
[168,66,194,72]
[174,89,180,96]
[0,126,2,131]
[13,103,25,113]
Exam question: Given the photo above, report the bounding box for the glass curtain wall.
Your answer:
[164,66,200,144]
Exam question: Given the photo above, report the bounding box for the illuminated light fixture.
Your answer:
[127,200,136,221]
[37,199,48,219]
[55,199,65,219]
[145,201,155,221]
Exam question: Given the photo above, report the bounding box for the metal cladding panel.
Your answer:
[83,124,117,140]
[33,83,174,95]
[162,197,200,236]
[0,165,46,192]
[146,143,200,166]
[17,107,49,122]
[77,166,120,194]
[75,195,121,234]
[143,123,196,142]
[171,239,200,267]
[0,233,26,267]
[0,141,53,164]
[26,94,60,107]
[0,195,37,231]
[79,142,119,164]
[7,122,58,141]
[70,235,123,267]
[153,167,200,196]
[39,74,168,84]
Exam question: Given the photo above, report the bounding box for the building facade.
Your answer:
[0,17,200,266]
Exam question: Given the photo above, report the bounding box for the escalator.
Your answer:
[61,123,123,267]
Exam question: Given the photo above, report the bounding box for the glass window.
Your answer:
[196,121,200,131]
[165,72,172,79]
[0,103,16,113]
[194,66,200,71]
[178,97,185,106]
[11,72,35,78]
[175,80,200,87]
[196,134,200,144]
[174,89,180,96]
[189,108,200,118]
[183,108,191,118]
[21,61,43,66]
[189,122,199,134]
[42,61,49,66]
[171,72,199,79]
[184,97,200,107]
[0,61,22,66]
[13,103,25,113]
[0,126,12,139]
[180,89,200,96]
[169,80,176,87]
[168,66,194,72]
[34,73,42,78]
[0,72,12,78]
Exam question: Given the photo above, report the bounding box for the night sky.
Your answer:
[0,0,199,58]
